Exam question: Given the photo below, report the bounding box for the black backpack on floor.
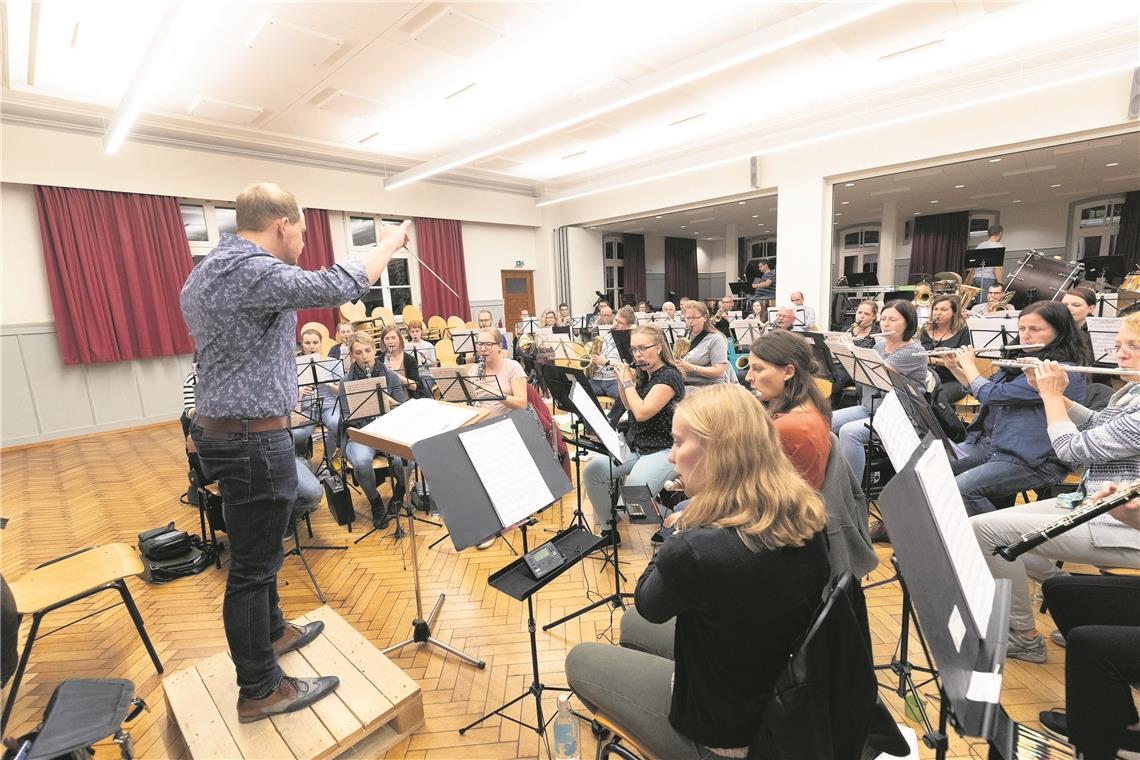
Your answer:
[137,523,214,583]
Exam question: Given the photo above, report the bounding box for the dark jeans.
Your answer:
[1043,576,1140,760]
[191,424,296,699]
[589,378,626,425]
[950,439,1065,515]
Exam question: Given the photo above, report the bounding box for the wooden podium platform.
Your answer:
[164,605,423,759]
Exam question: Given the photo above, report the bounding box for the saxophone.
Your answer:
[581,336,605,378]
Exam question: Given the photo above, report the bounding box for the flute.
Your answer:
[994,482,1140,560]
[990,358,1140,377]
[923,343,1045,357]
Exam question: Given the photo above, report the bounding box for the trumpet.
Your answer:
[994,482,1140,560]
[990,358,1140,377]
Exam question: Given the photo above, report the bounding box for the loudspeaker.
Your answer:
[1129,67,1140,120]
[323,474,355,526]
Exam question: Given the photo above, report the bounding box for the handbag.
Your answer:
[138,523,191,560]
[137,523,214,583]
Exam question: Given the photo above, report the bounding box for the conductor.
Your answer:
[181,183,410,723]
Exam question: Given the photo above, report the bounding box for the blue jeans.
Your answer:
[418,374,436,396]
[293,457,323,518]
[951,439,1067,516]
[190,424,295,699]
[345,441,405,503]
[291,424,314,458]
[973,276,997,293]
[832,405,872,485]
[584,449,674,529]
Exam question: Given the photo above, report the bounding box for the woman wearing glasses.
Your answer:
[584,324,684,544]
[468,327,528,418]
[676,301,733,386]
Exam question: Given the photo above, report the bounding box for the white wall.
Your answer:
[566,227,603,315]
[1,183,54,325]
[999,199,1071,251]
[462,222,552,312]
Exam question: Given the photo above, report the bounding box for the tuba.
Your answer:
[912,282,933,307]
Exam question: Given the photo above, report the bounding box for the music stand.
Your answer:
[965,248,1005,270]
[515,317,540,335]
[799,331,838,382]
[295,356,344,476]
[348,399,490,670]
[966,316,1018,353]
[1086,316,1122,365]
[435,367,506,406]
[660,321,687,349]
[877,437,1013,759]
[411,411,580,745]
[540,332,578,362]
[1079,254,1125,283]
[543,379,634,633]
[568,315,590,341]
[730,319,764,350]
[450,329,477,359]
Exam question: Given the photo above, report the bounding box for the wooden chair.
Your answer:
[371,306,396,327]
[401,304,424,326]
[435,339,458,367]
[340,301,367,322]
[446,316,466,335]
[426,315,447,341]
[320,337,338,357]
[814,377,833,398]
[2,544,164,731]
[300,321,330,341]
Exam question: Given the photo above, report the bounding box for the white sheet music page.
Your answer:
[876,392,921,471]
[914,445,996,635]
[1086,316,1122,365]
[570,381,629,463]
[358,398,479,446]
[459,420,554,527]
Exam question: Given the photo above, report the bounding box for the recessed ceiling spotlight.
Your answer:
[1012,199,1022,203]
[680,225,686,228]
[1106,162,1119,167]
[840,201,850,205]
[1050,183,1061,188]
[845,182,855,187]
[954,184,965,189]
[737,201,746,205]
[929,200,939,204]
[988,158,1003,163]
[655,215,662,219]
[751,214,759,218]
[914,212,921,215]
[693,231,699,235]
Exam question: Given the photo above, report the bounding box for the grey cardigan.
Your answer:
[820,433,879,579]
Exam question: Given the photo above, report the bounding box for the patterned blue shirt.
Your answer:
[181,233,370,419]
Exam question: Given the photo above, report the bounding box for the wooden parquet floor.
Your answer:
[0,422,1071,759]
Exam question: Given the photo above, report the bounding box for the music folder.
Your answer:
[965,248,1005,269]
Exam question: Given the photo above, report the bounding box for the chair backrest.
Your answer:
[370,306,396,327]
[401,304,424,326]
[749,573,877,760]
[300,321,330,341]
[434,339,458,367]
[446,316,466,334]
[340,301,367,322]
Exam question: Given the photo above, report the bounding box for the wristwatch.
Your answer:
[622,380,634,389]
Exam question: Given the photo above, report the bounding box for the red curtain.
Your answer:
[622,233,646,305]
[665,236,698,301]
[414,217,471,318]
[910,211,969,279]
[34,185,195,365]
[295,208,339,338]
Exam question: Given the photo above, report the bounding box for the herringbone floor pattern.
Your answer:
[0,422,1069,759]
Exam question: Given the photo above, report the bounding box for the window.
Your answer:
[217,207,237,236]
[180,204,208,242]
[603,237,624,306]
[837,225,880,278]
[345,215,418,314]
[179,199,241,263]
[967,211,998,244]
[1071,197,1124,260]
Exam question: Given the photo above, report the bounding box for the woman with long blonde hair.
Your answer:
[567,384,829,758]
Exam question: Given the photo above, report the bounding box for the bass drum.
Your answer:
[1121,270,1140,293]
[1004,253,1082,309]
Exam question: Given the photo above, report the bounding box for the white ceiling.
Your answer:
[2,1,1138,197]
[833,132,1140,228]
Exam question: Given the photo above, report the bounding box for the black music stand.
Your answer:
[543,380,635,633]
[965,249,1005,270]
[877,437,1015,760]
[966,316,1018,353]
[1086,316,1122,365]
[826,338,895,498]
[450,329,477,364]
[295,355,344,479]
[660,322,687,349]
[730,319,764,350]
[412,411,581,746]
[539,363,604,531]
[567,315,590,341]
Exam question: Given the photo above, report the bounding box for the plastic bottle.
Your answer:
[551,693,580,760]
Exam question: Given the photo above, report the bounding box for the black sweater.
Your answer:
[635,527,830,748]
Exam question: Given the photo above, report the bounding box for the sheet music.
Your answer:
[357,398,480,447]
[913,445,996,635]
[875,392,922,471]
[1086,316,1122,365]
[459,419,555,527]
[296,356,343,385]
[570,381,629,463]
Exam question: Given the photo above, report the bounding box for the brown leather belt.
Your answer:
[195,415,289,433]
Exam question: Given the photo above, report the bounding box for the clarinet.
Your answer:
[994,482,1140,561]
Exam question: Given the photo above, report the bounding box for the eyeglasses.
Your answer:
[475,341,498,348]
[630,344,657,354]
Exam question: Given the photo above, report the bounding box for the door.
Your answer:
[501,270,535,329]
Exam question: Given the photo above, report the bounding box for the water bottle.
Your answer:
[551,693,579,760]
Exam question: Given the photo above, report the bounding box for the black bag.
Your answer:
[323,474,354,526]
[929,390,967,443]
[137,523,214,584]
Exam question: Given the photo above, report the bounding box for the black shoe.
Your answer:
[369,497,389,530]
[237,675,339,723]
[869,520,890,543]
[387,496,403,516]
[1040,709,1140,753]
[272,621,324,657]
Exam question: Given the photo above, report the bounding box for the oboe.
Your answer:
[994,482,1140,561]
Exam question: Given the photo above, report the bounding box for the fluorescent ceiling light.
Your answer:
[1106,162,1119,166]
[103,2,190,154]
[384,1,902,190]
[536,62,1134,207]
[954,184,966,188]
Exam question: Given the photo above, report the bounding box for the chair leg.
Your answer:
[115,580,163,675]
[1,612,44,733]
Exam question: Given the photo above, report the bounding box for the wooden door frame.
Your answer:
[501,270,535,328]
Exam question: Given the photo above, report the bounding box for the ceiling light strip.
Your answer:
[535,62,1135,207]
[102,2,185,155]
[384,0,902,191]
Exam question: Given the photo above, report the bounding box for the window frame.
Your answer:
[343,213,420,316]
[1070,196,1125,260]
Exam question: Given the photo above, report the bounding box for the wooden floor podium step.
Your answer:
[163,605,423,760]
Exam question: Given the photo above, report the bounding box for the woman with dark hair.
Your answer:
[918,294,972,403]
[745,331,832,488]
[831,300,928,483]
[379,325,421,398]
[1063,285,1100,369]
[944,301,1088,516]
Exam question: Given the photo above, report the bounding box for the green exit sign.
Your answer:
[515,260,525,267]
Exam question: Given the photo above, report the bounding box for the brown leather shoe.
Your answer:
[236,675,340,723]
[271,621,324,657]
